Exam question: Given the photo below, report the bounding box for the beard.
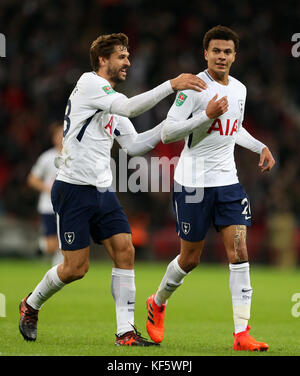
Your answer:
[107,64,125,85]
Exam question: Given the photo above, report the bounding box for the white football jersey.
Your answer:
[56,72,137,187]
[31,147,59,214]
[168,70,247,187]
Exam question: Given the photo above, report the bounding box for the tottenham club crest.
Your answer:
[182,222,191,235]
[64,232,75,245]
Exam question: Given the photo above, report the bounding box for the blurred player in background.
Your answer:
[19,33,207,346]
[27,122,64,266]
[146,25,275,351]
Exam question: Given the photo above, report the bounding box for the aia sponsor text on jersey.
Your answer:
[207,118,238,136]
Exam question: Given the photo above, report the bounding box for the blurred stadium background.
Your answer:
[0,0,299,267]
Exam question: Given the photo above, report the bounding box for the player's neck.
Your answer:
[207,68,229,86]
[96,70,116,88]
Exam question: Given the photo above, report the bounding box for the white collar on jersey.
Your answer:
[204,69,231,86]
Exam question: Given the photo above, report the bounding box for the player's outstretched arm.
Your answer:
[110,74,207,118]
[161,94,228,144]
[116,118,164,156]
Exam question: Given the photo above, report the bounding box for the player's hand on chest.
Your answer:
[201,88,244,137]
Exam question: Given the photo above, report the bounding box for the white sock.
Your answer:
[27,265,65,310]
[111,268,136,336]
[155,255,187,306]
[229,262,252,334]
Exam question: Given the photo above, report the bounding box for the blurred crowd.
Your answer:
[0,0,299,265]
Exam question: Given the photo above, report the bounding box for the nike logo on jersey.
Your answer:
[127,301,135,305]
[207,118,238,136]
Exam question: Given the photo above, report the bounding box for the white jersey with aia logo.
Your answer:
[56,72,137,188]
[168,70,247,188]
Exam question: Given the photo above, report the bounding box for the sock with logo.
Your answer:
[229,262,252,334]
[111,268,136,336]
[26,265,65,310]
[154,255,187,307]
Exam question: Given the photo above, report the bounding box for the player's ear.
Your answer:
[232,51,236,63]
[204,49,208,62]
[98,56,107,68]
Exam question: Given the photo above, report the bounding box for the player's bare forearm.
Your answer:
[259,147,275,173]
[170,74,207,92]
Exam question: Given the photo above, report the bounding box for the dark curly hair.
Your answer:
[203,25,239,51]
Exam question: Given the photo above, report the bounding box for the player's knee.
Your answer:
[123,242,135,264]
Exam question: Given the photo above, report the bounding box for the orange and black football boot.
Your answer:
[233,325,269,351]
[146,294,166,344]
[19,294,39,341]
[115,324,159,346]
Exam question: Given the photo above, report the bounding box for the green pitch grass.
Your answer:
[0,258,300,356]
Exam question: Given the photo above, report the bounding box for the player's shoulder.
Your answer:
[78,71,108,84]
[77,71,116,94]
[197,70,213,85]
[229,75,247,94]
[175,71,210,99]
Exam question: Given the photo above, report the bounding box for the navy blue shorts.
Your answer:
[40,214,57,236]
[51,180,131,250]
[173,182,251,242]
